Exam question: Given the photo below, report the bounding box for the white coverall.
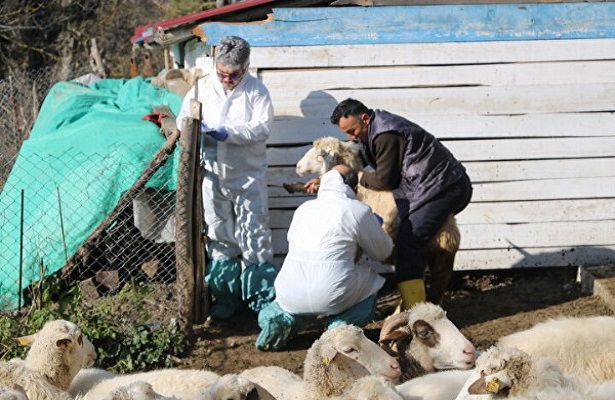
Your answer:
[176,68,274,265]
[275,169,394,315]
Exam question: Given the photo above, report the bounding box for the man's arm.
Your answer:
[360,132,405,190]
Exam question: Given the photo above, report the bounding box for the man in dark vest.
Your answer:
[324,98,473,311]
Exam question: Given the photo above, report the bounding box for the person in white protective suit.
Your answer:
[176,36,278,319]
[255,165,394,351]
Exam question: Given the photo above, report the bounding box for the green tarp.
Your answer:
[0,77,183,310]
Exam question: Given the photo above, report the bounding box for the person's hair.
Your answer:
[340,169,359,191]
[215,36,250,70]
[330,98,370,125]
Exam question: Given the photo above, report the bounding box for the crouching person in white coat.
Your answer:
[256,165,394,351]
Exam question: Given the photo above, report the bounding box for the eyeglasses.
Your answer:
[216,69,244,82]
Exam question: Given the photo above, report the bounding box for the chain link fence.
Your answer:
[0,69,205,331]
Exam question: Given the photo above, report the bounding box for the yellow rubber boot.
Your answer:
[397,279,426,311]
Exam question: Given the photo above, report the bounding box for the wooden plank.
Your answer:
[268,113,615,144]
[453,245,615,270]
[266,137,615,165]
[267,158,615,184]
[446,137,615,162]
[272,83,615,117]
[262,61,615,92]
[472,177,615,202]
[270,220,615,254]
[270,198,615,228]
[251,39,615,68]
[199,3,615,46]
[457,199,615,225]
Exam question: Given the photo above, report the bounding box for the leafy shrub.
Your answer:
[0,276,187,373]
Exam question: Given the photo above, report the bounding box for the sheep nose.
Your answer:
[464,346,477,363]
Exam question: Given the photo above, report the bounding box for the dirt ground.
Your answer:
[176,266,614,376]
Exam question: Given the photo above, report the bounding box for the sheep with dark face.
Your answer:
[295,136,460,304]
[378,302,476,383]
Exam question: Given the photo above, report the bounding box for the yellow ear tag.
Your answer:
[14,337,32,346]
[322,357,330,365]
[485,377,500,394]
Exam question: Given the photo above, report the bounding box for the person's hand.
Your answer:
[304,178,320,194]
[207,127,228,142]
[200,120,209,132]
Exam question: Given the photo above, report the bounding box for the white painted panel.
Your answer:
[268,113,615,144]
[272,83,615,117]
[262,61,615,93]
[267,158,615,185]
[457,199,615,225]
[453,245,615,270]
[271,221,615,255]
[270,198,615,228]
[251,39,615,68]
[472,177,615,201]
[446,137,615,162]
[265,137,615,166]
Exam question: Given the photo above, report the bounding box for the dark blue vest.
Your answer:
[360,109,466,216]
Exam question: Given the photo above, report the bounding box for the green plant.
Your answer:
[0,275,188,373]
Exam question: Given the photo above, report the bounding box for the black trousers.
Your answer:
[394,173,473,283]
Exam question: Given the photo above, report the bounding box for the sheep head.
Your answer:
[379,303,476,382]
[296,136,364,177]
[469,346,568,397]
[303,325,401,399]
[15,319,96,391]
[0,385,28,400]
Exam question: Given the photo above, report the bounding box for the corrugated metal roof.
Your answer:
[131,0,331,44]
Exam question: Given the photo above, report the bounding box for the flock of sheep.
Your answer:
[1,304,615,399]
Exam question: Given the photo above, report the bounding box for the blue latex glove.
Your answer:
[242,262,279,313]
[200,121,228,141]
[208,126,228,142]
[373,213,384,225]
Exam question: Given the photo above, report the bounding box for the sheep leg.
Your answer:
[424,251,454,305]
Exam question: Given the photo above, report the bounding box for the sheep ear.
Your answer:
[378,329,409,345]
[321,344,338,364]
[56,337,72,348]
[12,333,36,346]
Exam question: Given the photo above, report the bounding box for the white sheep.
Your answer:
[340,375,404,400]
[465,346,615,400]
[0,362,72,400]
[195,373,276,400]
[81,369,220,399]
[496,315,615,382]
[396,369,472,400]
[70,368,118,397]
[379,302,476,382]
[240,324,401,400]
[0,385,28,400]
[295,136,461,304]
[101,381,176,400]
[0,319,96,400]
